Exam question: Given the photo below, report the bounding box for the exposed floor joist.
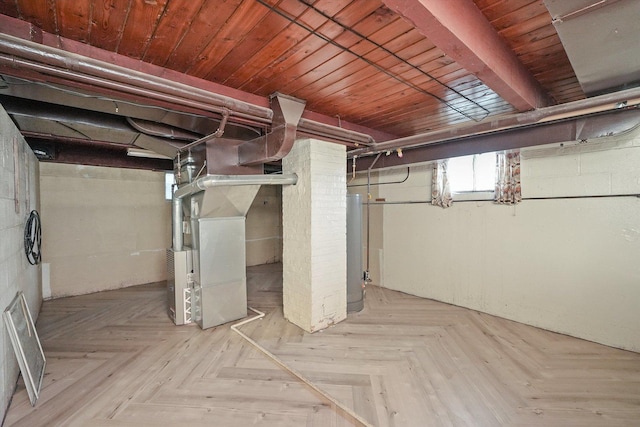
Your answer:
[382,0,552,111]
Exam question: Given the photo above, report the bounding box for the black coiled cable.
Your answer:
[24,210,41,265]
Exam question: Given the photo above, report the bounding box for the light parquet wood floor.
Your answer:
[4,263,640,426]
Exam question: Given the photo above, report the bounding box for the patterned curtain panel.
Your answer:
[494,151,522,205]
[431,160,453,208]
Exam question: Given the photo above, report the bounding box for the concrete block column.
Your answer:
[282,139,346,332]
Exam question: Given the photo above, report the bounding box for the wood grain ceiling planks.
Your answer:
[57,1,91,43]
[1,0,586,137]
[15,1,56,34]
[90,0,130,51]
[142,0,205,66]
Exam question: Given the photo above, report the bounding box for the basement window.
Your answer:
[165,172,175,200]
[448,153,495,199]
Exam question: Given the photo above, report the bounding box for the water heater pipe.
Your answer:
[365,153,382,282]
[172,173,298,251]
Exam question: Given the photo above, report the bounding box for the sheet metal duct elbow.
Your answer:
[238,93,306,166]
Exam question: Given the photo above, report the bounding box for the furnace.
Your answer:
[167,94,304,329]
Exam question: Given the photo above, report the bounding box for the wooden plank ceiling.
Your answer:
[0,0,582,139]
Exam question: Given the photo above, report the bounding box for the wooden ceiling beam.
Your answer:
[381,0,552,111]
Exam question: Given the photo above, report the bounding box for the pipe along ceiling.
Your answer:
[1,32,639,171]
[0,32,376,171]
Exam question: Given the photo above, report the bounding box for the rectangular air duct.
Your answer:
[544,0,640,96]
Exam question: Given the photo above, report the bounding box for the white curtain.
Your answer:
[431,160,453,208]
[494,151,521,205]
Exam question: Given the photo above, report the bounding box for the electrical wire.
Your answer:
[347,167,410,187]
[231,308,373,427]
[255,0,490,122]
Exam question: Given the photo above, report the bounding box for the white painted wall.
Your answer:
[359,126,640,352]
[0,105,41,422]
[39,163,171,298]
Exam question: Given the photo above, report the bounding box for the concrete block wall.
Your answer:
[39,163,171,298]
[0,105,41,422]
[283,139,347,333]
[522,128,640,197]
[370,126,640,351]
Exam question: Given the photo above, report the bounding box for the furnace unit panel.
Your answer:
[167,248,192,325]
[193,217,247,329]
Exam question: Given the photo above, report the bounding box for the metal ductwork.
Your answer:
[171,173,298,251]
[173,173,298,200]
[0,32,378,155]
[544,0,640,96]
[125,117,201,141]
[168,172,297,330]
[355,108,640,170]
[0,33,273,124]
[238,93,306,166]
[174,93,306,175]
[155,92,303,331]
[350,86,640,168]
[1,94,203,149]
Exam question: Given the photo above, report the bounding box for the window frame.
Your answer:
[447,153,496,201]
